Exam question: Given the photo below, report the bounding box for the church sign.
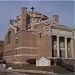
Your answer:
[39,57,48,66]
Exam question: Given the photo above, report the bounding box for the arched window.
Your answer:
[8,31,11,44]
[32,18,36,23]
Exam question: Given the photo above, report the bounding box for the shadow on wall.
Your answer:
[26,59,36,64]
[0,52,3,60]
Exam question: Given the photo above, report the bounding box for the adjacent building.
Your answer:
[4,7,75,66]
[0,41,4,60]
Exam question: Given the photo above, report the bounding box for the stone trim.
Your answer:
[10,25,17,33]
[15,47,37,50]
[15,54,37,56]
[4,55,13,57]
[51,25,73,31]
[14,62,21,64]
[50,57,75,59]
[4,54,36,58]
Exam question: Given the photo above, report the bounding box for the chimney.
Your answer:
[21,7,27,30]
[21,7,27,16]
[53,15,59,24]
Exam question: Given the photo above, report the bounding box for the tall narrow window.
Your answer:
[8,31,11,44]
[39,33,41,38]
[15,38,18,44]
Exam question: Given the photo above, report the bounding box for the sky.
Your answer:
[0,1,74,40]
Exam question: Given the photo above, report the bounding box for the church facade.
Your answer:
[4,7,75,66]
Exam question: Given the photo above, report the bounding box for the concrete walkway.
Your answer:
[5,69,57,75]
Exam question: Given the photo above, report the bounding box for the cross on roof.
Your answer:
[31,7,34,12]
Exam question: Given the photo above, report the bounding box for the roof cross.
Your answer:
[31,7,34,12]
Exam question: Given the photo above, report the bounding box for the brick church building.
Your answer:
[4,7,75,66]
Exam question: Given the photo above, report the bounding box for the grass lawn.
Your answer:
[13,64,72,74]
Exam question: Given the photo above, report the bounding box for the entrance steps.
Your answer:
[51,58,75,72]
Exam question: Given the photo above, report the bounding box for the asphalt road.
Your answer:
[0,69,28,75]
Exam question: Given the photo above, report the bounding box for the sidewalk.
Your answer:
[5,69,62,75]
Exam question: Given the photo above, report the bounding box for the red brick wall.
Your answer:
[4,27,15,63]
[37,28,52,58]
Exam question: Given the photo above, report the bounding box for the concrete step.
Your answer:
[52,58,75,72]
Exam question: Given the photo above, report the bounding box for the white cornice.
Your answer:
[9,24,17,33]
[15,47,37,50]
[51,25,73,31]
